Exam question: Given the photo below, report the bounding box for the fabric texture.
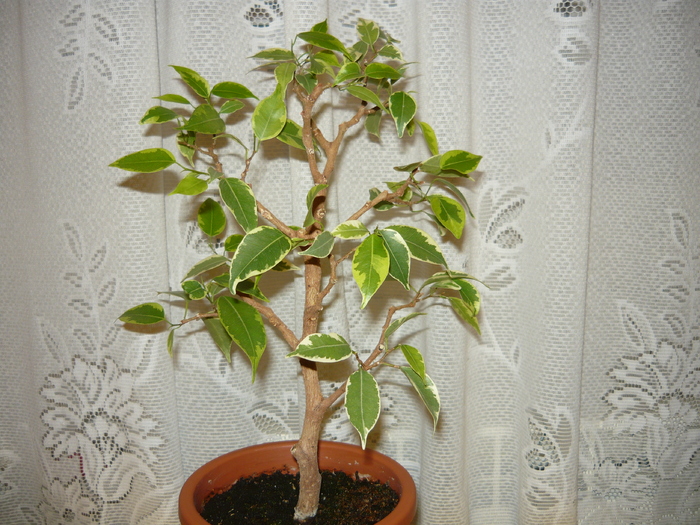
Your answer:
[1,0,698,523]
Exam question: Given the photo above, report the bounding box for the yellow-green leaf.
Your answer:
[211,81,257,99]
[287,333,353,363]
[385,225,447,267]
[402,367,440,430]
[346,369,381,449]
[170,65,210,98]
[352,233,390,308]
[110,148,176,173]
[219,177,258,233]
[388,91,416,138]
[439,149,482,175]
[379,228,411,290]
[119,303,166,325]
[251,88,287,141]
[178,104,225,135]
[428,194,466,239]
[229,226,293,292]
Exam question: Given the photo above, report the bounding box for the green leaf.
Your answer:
[110,148,176,173]
[224,234,244,253]
[198,198,227,237]
[346,369,381,449]
[393,161,422,173]
[295,73,318,94]
[251,89,287,141]
[398,344,426,381]
[378,228,411,290]
[182,255,230,281]
[369,188,395,211]
[388,91,417,138]
[417,121,439,156]
[287,333,353,362]
[236,279,270,302]
[304,183,328,227]
[169,174,208,196]
[402,367,440,430]
[276,119,306,150]
[311,20,328,32]
[449,296,481,335]
[218,296,267,382]
[211,81,257,99]
[349,40,369,61]
[345,85,385,111]
[275,62,296,91]
[171,65,210,98]
[303,231,335,258]
[251,48,296,62]
[332,220,369,239]
[420,154,443,175]
[357,19,380,46]
[428,195,466,239]
[384,312,426,342]
[119,303,166,325]
[333,62,363,85]
[219,100,245,114]
[439,149,482,175]
[365,63,402,81]
[167,328,175,356]
[140,106,179,124]
[456,279,481,315]
[271,259,299,272]
[229,226,293,292]
[203,317,233,362]
[377,44,404,61]
[177,131,196,167]
[364,110,382,137]
[219,177,258,233]
[352,233,390,309]
[154,94,191,105]
[178,104,225,134]
[385,225,447,267]
[297,31,350,58]
[434,178,473,217]
[182,280,207,300]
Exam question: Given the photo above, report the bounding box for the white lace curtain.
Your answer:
[1,1,699,523]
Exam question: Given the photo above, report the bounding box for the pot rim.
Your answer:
[179,440,416,525]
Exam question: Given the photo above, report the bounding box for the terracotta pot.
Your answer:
[179,440,416,525]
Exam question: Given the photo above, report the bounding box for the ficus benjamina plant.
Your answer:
[112,18,482,522]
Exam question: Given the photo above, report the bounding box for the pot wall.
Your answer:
[179,440,416,525]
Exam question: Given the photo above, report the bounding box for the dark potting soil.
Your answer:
[200,469,399,525]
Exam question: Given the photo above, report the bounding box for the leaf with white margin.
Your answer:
[286,333,353,362]
[379,228,411,290]
[229,226,292,292]
[332,220,369,239]
[218,296,266,381]
[385,225,447,267]
[346,369,381,449]
[352,233,389,308]
[398,344,426,381]
[402,367,440,430]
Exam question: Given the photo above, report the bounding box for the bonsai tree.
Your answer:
[112,19,481,522]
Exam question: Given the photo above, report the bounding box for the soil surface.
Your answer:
[200,469,399,525]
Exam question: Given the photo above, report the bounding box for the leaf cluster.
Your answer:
[112,19,482,447]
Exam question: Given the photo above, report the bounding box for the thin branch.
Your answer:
[236,295,300,350]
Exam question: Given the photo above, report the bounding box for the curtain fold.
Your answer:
[1,1,698,524]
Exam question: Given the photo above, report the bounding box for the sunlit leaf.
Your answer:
[428,194,466,239]
[448,296,480,334]
[402,367,440,430]
[219,100,245,114]
[352,233,390,308]
[303,231,335,258]
[287,333,353,362]
[357,19,380,46]
[170,65,210,98]
[251,88,287,141]
[154,94,191,105]
[365,63,402,81]
[297,31,350,58]
[439,149,482,175]
[417,121,439,156]
[333,62,363,85]
[178,104,225,134]
[229,226,293,292]
[139,106,179,124]
[110,148,176,173]
[275,62,296,91]
[311,20,328,32]
[219,177,258,232]
[345,85,385,111]
[346,369,381,449]
[332,220,369,239]
[169,173,208,196]
[182,254,230,280]
[379,228,411,290]
[385,225,447,267]
[398,344,426,381]
[250,48,295,62]
[119,303,166,325]
[276,119,305,150]
[388,91,416,138]
[211,81,257,99]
